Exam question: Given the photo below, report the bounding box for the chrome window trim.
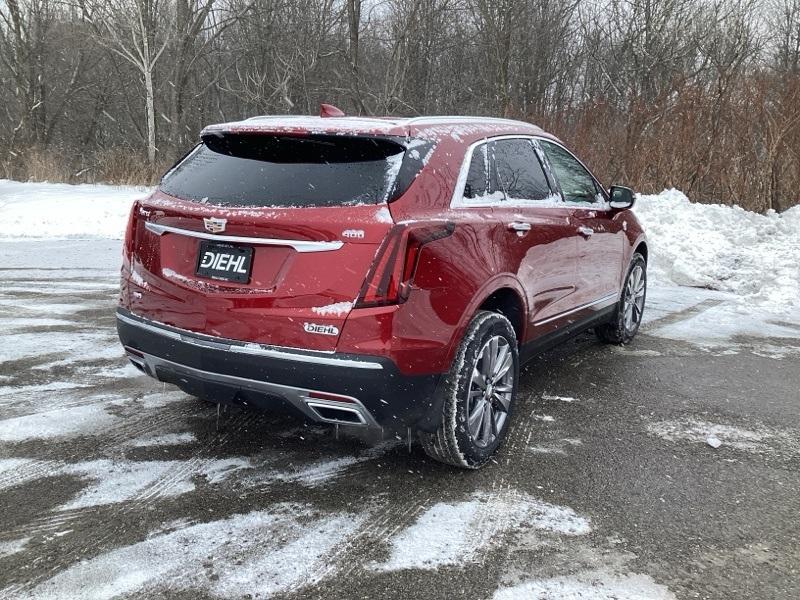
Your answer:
[116,312,384,370]
[144,221,343,253]
[450,134,555,209]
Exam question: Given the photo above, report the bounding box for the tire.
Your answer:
[595,252,647,345]
[420,310,519,469]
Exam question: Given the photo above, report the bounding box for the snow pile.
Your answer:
[633,189,800,312]
[0,179,148,239]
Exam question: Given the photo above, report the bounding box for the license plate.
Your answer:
[195,240,253,283]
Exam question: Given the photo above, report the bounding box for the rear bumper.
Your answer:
[116,309,443,432]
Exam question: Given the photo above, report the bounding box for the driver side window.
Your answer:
[539,140,599,204]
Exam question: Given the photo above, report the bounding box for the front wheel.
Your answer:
[595,252,647,345]
[420,311,518,469]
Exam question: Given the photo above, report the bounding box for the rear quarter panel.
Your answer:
[337,213,528,375]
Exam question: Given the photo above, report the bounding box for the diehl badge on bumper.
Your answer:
[303,322,339,336]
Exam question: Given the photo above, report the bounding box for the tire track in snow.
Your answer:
[641,298,724,331]
[1,409,257,595]
[0,510,86,542]
[312,493,435,584]
[0,460,61,492]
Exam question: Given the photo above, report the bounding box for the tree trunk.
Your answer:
[145,68,157,166]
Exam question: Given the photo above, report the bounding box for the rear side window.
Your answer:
[539,140,599,204]
[489,139,551,201]
[160,134,407,207]
[463,144,488,199]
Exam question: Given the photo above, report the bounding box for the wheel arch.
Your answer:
[634,239,648,263]
[478,288,526,343]
[444,276,528,368]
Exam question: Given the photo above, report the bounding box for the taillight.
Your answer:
[123,200,139,258]
[355,222,454,308]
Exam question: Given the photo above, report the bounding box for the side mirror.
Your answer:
[609,185,635,209]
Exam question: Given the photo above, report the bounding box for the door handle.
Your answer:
[577,226,594,237]
[508,222,531,233]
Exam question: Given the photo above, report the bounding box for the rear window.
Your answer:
[160,133,408,208]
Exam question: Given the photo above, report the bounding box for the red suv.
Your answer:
[117,111,647,469]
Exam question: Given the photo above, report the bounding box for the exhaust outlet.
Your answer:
[305,401,367,426]
[124,346,148,373]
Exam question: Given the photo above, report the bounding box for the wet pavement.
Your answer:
[1,241,798,599]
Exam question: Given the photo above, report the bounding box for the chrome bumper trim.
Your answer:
[126,349,379,428]
[144,221,343,253]
[116,312,384,370]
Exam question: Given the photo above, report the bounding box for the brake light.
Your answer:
[355,222,454,308]
[123,200,139,260]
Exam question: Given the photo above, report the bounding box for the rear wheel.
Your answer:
[420,311,518,469]
[595,252,647,344]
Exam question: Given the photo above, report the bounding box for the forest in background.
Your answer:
[1,0,799,212]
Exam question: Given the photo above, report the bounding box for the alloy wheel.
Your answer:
[623,264,646,333]
[467,335,514,448]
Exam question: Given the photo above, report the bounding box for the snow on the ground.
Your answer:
[493,569,676,600]
[641,279,800,353]
[541,394,578,403]
[22,505,363,600]
[373,490,590,571]
[0,330,121,364]
[130,432,197,447]
[646,418,800,456]
[529,438,582,455]
[0,402,120,442]
[632,190,800,350]
[0,179,149,239]
[634,189,800,313]
[0,537,30,559]
[0,238,122,270]
[60,457,252,510]
[0,458,57,491]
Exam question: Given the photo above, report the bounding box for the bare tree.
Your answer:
[0,0,54,149]
[0,0,798,210]
[79,0,171,165]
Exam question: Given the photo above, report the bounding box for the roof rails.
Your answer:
[403,115,536,128]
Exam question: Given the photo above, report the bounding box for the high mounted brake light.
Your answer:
[319,103,345,118]
[355,222,455,308]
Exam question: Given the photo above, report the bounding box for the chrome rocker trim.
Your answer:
[533,292,619,327]
[116,312,384,371]
[144,221,343,253]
